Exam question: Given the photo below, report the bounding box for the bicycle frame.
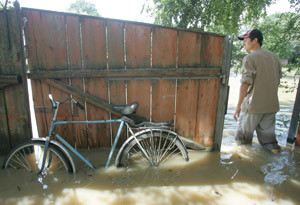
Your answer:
[39,102,126,174]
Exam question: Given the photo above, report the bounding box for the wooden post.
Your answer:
[287,77,300,145]
[296,122,300,146]
[213,35,233,151]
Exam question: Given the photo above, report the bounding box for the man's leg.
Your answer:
[235,112,262,144]
[256,112,280,153]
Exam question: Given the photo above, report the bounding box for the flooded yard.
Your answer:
[0,76,299,205]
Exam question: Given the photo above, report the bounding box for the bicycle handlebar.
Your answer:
[48,94,57,109]
[48,94,84,110]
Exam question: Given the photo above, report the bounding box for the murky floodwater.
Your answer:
[0,76,299,205]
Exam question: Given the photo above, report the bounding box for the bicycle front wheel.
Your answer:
[115,129,189,168]
[2,140,72,174]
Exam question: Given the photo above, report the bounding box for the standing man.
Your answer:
[233,29,282,154]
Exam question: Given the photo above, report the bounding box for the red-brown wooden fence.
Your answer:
[0,7,233,154]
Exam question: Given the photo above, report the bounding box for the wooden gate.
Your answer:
[2,7,232,152]
[0,9,31,154]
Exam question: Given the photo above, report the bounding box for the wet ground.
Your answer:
[0,76,299,205]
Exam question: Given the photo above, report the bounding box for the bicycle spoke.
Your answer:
[117,129,188,168]
[158,136,178,163]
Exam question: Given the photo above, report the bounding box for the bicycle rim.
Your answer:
[116,129,189,168]
[2,141,72,174]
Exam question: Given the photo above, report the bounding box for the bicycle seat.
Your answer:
[113,102,139,115]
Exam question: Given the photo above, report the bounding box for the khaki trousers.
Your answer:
[235,112,280,150]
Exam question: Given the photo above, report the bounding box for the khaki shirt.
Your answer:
[240,48,282,114]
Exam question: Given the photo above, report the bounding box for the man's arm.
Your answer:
[233,82,249,121]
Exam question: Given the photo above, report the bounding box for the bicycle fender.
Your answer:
[31,138,76,173]
[126,128,187,148]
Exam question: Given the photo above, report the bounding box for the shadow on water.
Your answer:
[0,76,299,204]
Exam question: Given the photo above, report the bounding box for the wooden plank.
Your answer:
[85,78,110,148]
[0,11,21,75]
[127,80,151,120]
[151,79,175,122]
[107,20,125,69]
[178,31,202,67]
[32,80,50,138]
[66,15,81,71]
[81,17,107,148]
[0,90,10,154]
[213,35,233,150]
[66,15,87,148]
[5,84,31,147]
[22,10,47,70]
[296,122,300,147]
[23,10,49,139]
[175,79,199,140]
[125,23,151,69]
[201,35,224,67]
[81,17,106,70]
[287,77,300,144]
[50,82,75,145]
[27,68,221,79]
[195,79,219,147]
[70,78,88,148]
[37,12,71,143]
[109,80,127,146]
[40,12,67,70]
[152,27,177,68]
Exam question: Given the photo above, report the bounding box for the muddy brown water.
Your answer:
[0,76,299,205]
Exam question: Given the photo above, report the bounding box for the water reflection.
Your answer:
[0,77,299,204]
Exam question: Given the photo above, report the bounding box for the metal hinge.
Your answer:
[221,74,227,85]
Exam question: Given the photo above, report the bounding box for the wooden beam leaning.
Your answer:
[44,79,123,116]
[28,68,221,79]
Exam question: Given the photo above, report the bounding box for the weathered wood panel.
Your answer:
[0,90,10,154]
[41,12,67,70]
[81,17,106,70]
[178,31,202,68]
[152,27,177,68]
[81,17,109,148]
[296,122,300,147]
[21,9,231,151]
[175,79,199,139]
[109,80,127,146]
[85,78,110,148]
[0,11,21,74]
[201,35,224,67]
[66,16,81,71]
[195,79,219,146]
[125,23,151,69]
[107,20,124,69]
[0,10,31,154]
[151,28,177,123]
[151,79,176,123]
[66,15,87,148]
[127,80,151,120]
[23,10,50,138]
[5,84,31,147]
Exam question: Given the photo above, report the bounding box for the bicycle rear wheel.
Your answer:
[2,140,72,174]
[115,129,189,168]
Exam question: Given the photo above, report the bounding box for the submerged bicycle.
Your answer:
[2,94,189,174]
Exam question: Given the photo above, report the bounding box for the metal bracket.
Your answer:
[221,74,227,85]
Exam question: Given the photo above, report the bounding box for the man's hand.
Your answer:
[234,82,249,121]
[233,107,241,121]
